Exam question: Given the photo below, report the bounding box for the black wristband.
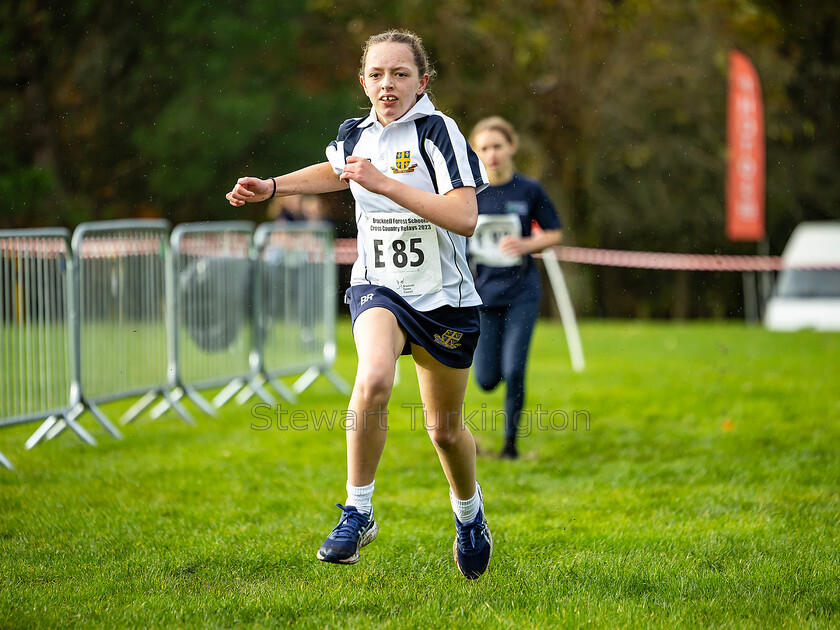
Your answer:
[270,178,276,198]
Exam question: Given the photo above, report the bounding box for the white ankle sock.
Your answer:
[450,482,482,523]
[345,480,375,515]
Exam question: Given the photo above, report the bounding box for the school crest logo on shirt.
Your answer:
[433,329,463,350]
[391,150,418,174]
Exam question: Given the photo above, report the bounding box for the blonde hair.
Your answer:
[469,116,519,150]
[359,30,436,82]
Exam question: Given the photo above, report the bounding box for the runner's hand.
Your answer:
[226,177,273,207]
[340,156,388,193]
[499,236,528,257]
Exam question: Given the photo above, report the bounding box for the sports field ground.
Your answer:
[1,319,838,628]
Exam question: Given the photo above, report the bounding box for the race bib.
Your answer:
[469,214,523,267]
[363,213,442,296]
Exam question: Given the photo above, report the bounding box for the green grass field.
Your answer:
[1,318,839,628]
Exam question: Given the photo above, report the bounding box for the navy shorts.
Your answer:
[344,285,481,369]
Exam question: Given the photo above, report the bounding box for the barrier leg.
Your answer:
[25,404,97,449]
[44,419,68,441]
[151,386,216,419]
[324,368,352,396]
[126,389,195,425]
[235,374,278,405]
[292,366,320,394]
[62,407,98,446]
[120,390,159,425]
[267,375,299,404]
[183,386,217,417]
[234,384,254,404]
[213,378,247,409]
[293,365,351,396]
[87,401,124,439]
[161,388,196,426]
[0,451,14,471]
[149,389,179,420]
[25,417,60,449]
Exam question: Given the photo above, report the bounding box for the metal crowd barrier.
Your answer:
[258,222,350,397]
[42,220,193,445]
[0,229,91,469]
[150,222,258,418]
[3,219,350,470]
[219,221,350,406]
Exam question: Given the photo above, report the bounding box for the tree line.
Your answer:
[3,0,838,317]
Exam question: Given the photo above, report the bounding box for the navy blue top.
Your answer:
[472,173,562,307]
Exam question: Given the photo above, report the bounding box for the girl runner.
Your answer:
[468,116,563,459]
[227,30,492,579]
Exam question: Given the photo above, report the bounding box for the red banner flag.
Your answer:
[726,50,766,242]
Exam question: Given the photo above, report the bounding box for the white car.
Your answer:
[764,221,840,332]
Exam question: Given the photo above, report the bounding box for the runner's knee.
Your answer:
[427,419,463,450]
[474,372,501,392]
[472,360,501,391]
[353,362,395,407]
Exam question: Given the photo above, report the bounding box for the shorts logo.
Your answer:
[360,293,374,306]
[433,329,463,349]
[391,150,418,174]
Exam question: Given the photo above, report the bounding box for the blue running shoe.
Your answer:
[317,503,378,564]
[453,507,493,579]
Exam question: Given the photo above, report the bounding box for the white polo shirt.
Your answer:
[326,95,488,311]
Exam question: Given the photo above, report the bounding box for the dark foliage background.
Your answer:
[3,1,838,316]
